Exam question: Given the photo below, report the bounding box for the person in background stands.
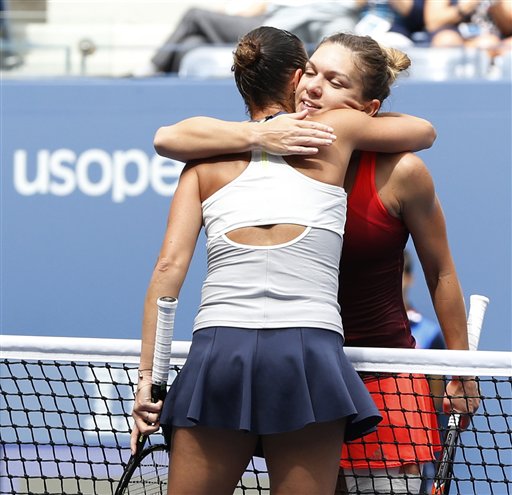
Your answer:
[424,0,512,58]
[0,0,23,70]
[354,0,427,48]
[133,2,268,76]
[133,1,361,76]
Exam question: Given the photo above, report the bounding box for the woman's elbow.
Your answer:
[153,127,167,154]
[151,256,187,286]
[425,124,437,149]
[416,121,437,150]
[153,126,177,158]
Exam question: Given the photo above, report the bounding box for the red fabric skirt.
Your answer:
[340,373,442,469]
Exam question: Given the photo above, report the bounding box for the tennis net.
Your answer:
[1,334,511,495]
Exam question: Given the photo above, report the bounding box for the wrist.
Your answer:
[247,122,263,151]
[138,368,152,380]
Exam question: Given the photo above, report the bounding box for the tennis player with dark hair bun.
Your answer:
[132,26,437,495]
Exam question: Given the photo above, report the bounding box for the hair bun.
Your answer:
[382,46,411,83]
[234,39,262,71]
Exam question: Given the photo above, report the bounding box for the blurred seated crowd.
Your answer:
[1,0,511,77]
[130,0,512,78]
[0,0,23,70]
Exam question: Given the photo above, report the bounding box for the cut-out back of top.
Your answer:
[193,150,348,335]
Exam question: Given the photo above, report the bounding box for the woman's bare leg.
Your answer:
[168,426,258,495]
[263,420,346,495]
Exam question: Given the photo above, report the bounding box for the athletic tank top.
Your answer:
[194,151,347,335]
[339,151,415,348]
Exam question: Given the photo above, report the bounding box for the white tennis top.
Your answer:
[193,151,347,335]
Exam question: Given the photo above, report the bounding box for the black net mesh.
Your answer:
[1,356,510,494]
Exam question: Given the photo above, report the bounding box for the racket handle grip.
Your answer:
[467,295,489,351]
[152,296,178,386]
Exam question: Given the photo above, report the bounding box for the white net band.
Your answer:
[2,334,510,376]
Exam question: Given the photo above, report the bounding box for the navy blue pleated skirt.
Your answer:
[161,326,381,443]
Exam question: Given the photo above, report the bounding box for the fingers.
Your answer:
[130,425,140,454]
[443,378,481,427]
[459,415,470,430]
[297,121,335,135]
[282,128,337,154]
[137,399,163,414]
[286,146,319,155]
[132,410,161,438]
[257,114,336,155]
[442,401,472,431]
[293,125,336,147]
[133,404,162,426]
[130,397,163,453]
[129,417,159,454]
[286,109,309,120]
[295,129,336,142]
[274,112,335,135]
[443,396,473,415]
[142,410,161,425]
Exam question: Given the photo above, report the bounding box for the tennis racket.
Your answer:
[115,295,178,495]
[431,294,489,495]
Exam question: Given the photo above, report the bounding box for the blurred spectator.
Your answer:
[489,0,512,41]
[425,0,512,57]
[488,0,512,67]
[133,2,267,76]
[0,0,23,70]
[260,1,361,43]
[354,0,427,49]
[132,1,361,76]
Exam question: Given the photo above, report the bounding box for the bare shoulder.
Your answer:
[392,152,434,186]
[389,152,436,205]
[186,152,251,201]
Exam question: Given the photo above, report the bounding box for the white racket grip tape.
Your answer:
[152,296,178,386]
[467,294,489,351]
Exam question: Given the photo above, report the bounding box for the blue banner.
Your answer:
[2,78,511,350]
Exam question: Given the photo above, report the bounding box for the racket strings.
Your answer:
[124,447,169,494]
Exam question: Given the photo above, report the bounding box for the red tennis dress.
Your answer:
[339,151,441,469]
